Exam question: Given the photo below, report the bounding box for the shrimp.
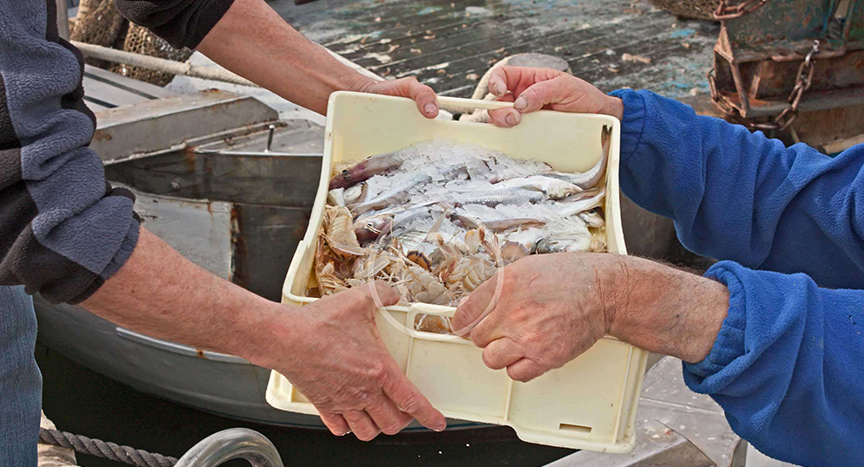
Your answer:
[437,229,499,293]
[323,205,365,257]
[589,233,607,253]
[314,236,350,296]
[391,260,451,305]
[414,314,453,334]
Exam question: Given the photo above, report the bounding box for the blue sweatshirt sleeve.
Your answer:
[686,261,864,467]
[609,89,864,290]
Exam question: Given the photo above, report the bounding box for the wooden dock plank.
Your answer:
[275,0,719,99]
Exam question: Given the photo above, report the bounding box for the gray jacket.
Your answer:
[0,0,233,304]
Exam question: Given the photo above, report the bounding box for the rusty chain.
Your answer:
[712,0,771,20]
[708,40,821,132]
[753,40,820,132]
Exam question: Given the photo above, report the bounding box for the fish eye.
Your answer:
[341,169,350,175]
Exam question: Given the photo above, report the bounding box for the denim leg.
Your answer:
[0,286,41,467]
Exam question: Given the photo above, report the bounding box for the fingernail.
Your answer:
[491,79,504,96]
[434,423,446,432]
[514,96,528,111]
[505,111,520,126]
[424,103,438,115]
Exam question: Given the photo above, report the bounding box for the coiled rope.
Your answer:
[39,427,178,467]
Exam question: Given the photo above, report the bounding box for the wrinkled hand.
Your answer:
[452,253,623,382]
[352,77,440,119]
[272,281,446,440]
[482,66,624,128]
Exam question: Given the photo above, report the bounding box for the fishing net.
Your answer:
[69,0,128,69]
[70,0,192,86]
[646,0,721,20]
[111,24,193,86]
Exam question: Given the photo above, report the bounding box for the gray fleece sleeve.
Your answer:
[113,0,236,49]
[0,0,140,304]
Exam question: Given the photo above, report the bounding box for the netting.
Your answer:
[111,24,193,86]
[70,0,192,86]
[70,0,127,69]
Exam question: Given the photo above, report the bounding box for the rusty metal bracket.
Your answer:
[712,0,770,20]
[707,0,864,140]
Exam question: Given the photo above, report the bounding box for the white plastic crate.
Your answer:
[266,92,648,453]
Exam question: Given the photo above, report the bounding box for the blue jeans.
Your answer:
[0,286,41,467]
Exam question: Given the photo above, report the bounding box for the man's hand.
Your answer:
[481,66,624,128]
[452,253,730,382]
[259,281,447,440]
[451,253,616,382]
[350,77,439,119]
[82,230,444,441]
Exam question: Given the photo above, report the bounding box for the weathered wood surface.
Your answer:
[275,0,719,99]
[82,64,175,111]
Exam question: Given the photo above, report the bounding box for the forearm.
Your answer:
[196,0,372,115]
[603,256,729,363]
[610,90,864,285]
[81,228,287,363]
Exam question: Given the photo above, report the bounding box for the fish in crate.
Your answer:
[311,126,612,334]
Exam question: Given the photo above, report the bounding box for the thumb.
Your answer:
[451,273,498,336]
[368,280,400,307]
[488,107,522,128]
[512,75,572,114]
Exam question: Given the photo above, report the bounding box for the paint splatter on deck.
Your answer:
[272,0,719,99]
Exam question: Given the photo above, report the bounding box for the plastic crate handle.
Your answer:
[403,302,473,344]
[436,96,515,114]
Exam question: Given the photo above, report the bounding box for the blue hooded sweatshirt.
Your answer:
[609,89,864,467]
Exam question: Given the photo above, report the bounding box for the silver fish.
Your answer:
[453,187,545,207]
[533,217,593,253]
[327,188,346,207]
[351,173,433,215]
[493,176,582,199]
[451,213,545,232]
[486,157,554,183]
[534,236,592,254]
[558,187,603,203]
[579,209,605,228]
[343,183,367,205]
[329,152,405,189]
[391,203,437,232]
[549,187,606,218]
[543,125,611,190]
[433,163,469,181]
